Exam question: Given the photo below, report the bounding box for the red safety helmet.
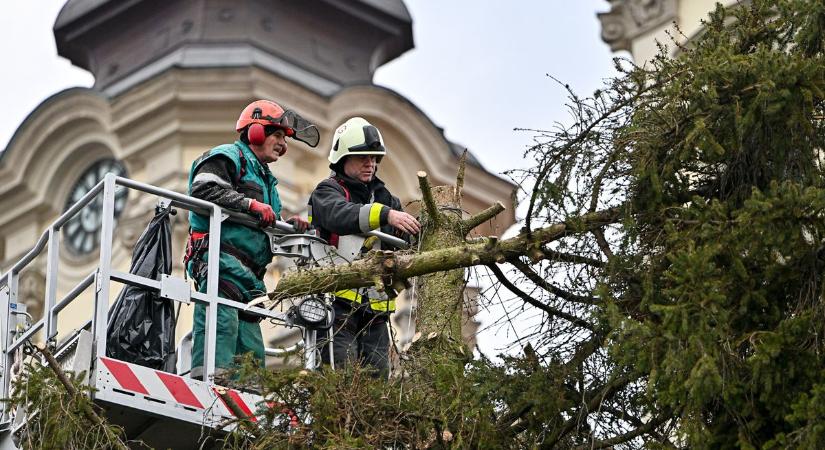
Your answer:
[235,100,320,148]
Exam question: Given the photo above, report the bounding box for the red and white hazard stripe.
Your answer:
[98,357,262,421]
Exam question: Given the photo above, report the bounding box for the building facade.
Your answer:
[0,0,515,366]
[599,0,739,64]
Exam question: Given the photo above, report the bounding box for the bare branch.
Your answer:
[215,386,261,437]
[462,201,505,235]
[487,264,595,331]
[417,171,441,226]
[592,228,615,260]
[589,153,620,213]
[573,412,673,450]
[497,401,537,435]
[542,248,606,268]
[598,406,678,448]
[563,334,604,372]
[543,376,631,448]
[455,148,468,201]
[258,207,622,304]
[508,256,601,305]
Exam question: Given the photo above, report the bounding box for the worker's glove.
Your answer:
[249,200,276,227]
[285,215,310,233]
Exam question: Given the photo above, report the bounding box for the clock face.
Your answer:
[63,159,128,256]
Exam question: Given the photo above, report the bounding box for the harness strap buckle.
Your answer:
[183,232,209,266]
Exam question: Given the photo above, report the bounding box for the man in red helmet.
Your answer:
[185,100,319,379]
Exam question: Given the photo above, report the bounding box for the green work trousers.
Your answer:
[191,285,265,377]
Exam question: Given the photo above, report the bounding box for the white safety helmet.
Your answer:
[328,117,386,165]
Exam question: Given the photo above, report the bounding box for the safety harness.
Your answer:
[183,231,267,280]
[183,145,265,322]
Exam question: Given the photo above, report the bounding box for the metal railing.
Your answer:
[0,174,312,422]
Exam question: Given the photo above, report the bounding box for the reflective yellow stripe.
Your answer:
[334,289,362,303]
[307,215,312,224]
[368,298,396,312]
[334,289,395,312]
[369,203,384,229]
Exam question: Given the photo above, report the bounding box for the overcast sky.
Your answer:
[0,1,623,356]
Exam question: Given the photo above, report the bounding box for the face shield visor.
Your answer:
[262,110,321,148]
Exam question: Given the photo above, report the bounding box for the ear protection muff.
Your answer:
[248,123,266,145]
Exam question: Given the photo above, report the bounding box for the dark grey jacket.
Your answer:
[308,173,405,248]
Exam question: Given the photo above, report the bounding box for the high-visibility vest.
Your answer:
[334,288,396,313]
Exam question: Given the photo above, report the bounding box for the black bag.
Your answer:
[106,206,177,372]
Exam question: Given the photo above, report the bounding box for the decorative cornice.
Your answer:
[598,0,678,52]
[101,44,342,98]
[54,0,413,95]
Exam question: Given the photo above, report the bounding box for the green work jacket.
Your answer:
[187,140,281,301]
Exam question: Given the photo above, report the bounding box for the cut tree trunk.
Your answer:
[415,179,468,347]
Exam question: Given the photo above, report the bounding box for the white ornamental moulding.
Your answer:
[598,0,678,52]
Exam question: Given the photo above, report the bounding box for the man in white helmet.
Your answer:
[308,117,420,375]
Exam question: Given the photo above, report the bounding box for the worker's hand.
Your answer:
[388,210,421,235]
[286,215,309,233]
[249,200,276,227]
